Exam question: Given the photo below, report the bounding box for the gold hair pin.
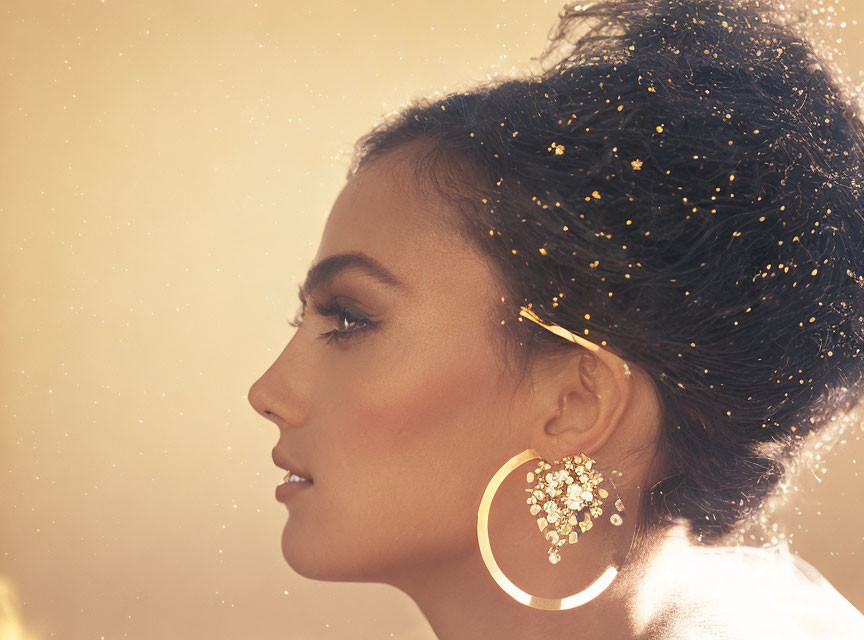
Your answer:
[518,305,631,376]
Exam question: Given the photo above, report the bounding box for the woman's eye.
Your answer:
[287,299,377,345]
[287,307,305,329]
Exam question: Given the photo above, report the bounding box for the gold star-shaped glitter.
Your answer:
[547,141,565,155]
[631,159,643,171]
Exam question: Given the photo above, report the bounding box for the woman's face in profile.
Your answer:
[248,150,538,582]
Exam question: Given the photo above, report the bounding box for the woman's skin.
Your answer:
[247,143,669,640]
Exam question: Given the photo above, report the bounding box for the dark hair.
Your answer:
[347,0,864,543]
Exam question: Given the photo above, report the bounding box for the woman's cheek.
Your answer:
[348,357,495,471]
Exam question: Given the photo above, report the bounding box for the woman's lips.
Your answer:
[272,447,313,481]
[275,477,313,503]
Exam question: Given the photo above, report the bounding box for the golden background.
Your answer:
[1,1,863,638]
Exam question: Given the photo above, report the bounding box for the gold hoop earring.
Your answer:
[476,448,630,610]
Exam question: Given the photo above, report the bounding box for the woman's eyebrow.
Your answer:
[298,251,411,300]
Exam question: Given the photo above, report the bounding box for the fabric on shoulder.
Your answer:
[628,527,864,639]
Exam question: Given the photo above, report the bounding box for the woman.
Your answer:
[248,0,864,637]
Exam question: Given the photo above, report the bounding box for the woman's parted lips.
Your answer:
[272,446,313,481]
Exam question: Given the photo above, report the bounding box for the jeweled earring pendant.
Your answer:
[526,452,625,565]
[477,448,631,610]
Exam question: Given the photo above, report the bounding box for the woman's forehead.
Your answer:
[315,159,481,289]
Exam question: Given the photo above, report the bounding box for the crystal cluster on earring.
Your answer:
[524,453,625,565]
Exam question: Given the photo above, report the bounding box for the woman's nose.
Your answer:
[247,342,310,428]
[247,375,273,420]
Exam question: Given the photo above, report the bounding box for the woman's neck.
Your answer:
[393,521,682,640]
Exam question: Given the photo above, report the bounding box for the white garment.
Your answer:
[630,528,864,639]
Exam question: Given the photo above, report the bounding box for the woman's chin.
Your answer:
[280,519,347,581]
[281,518,320,577]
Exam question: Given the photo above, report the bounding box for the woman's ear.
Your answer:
[534,349,635,463]
[579,353,599,394]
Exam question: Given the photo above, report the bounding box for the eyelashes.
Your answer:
[288,290,378,345]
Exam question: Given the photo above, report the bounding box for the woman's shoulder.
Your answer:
[633,529,864,639]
